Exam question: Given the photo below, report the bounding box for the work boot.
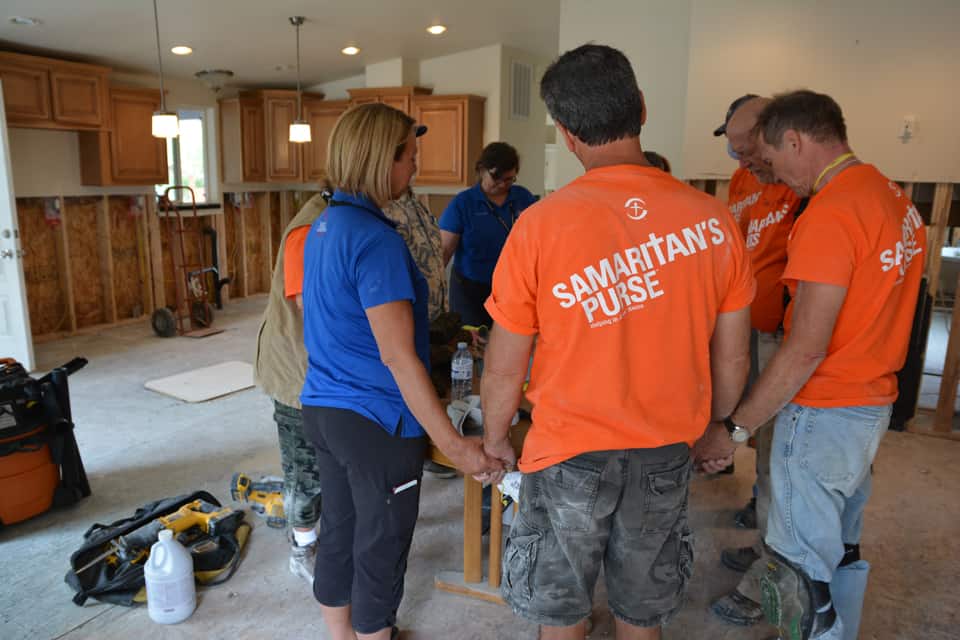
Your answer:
[735,496,758,529]
[289,541,316,585]
[722,545,761,572]
[711,590,764,626]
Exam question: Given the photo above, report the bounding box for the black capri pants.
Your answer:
[302,405,426,634]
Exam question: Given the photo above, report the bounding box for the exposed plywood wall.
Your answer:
[224,199,245,297]
[108,197,146,320]
[270,191,282,268]
[244,201,265,294]
[16,198,69,336]
[64,197,106,328]
[16,188,298,339]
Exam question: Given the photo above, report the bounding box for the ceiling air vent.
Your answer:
[510,60,532,121]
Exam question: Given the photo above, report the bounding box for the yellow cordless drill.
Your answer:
[230,473,286,528]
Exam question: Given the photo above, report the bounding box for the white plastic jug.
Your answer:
[144,529,196,624]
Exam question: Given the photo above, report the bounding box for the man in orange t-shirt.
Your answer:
[719,91,926,640]
[711,95,806,628]
[479,44,754,640]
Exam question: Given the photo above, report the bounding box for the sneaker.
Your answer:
[734,497,757,529]
[721,545,761,572]
[289,542,316,584]
[423,459,457,479]
[710,590,764,626]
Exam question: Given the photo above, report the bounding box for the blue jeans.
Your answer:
[766,403,890,581]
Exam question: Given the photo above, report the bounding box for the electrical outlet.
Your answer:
[899,115,916,141]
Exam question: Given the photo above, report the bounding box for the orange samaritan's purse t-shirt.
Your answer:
[283,226,311,298]
[727,167,801,333]
[783,165,926,407]
[486,165,755,473]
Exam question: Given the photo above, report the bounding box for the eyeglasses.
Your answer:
[488,171,518,186]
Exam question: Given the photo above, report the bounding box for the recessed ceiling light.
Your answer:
[427,25,447,35]
[341,46,360,56]
[9,16,42,26]
[171,45,193,56]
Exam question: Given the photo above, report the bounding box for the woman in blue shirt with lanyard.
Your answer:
[439,142,538,326]
[300,103,504,640]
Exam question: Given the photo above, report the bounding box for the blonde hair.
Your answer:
[327,103,415,206]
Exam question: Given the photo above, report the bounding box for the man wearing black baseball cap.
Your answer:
[709,94,805,632]
[714,93,759,137]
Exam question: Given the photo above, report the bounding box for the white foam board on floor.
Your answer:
[144,361,254,403]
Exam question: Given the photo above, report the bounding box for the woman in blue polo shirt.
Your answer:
[439,142,538,326]
[300,104,503,639]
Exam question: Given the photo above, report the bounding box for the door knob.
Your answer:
[0,249,13,259]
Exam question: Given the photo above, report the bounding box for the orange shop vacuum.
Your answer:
[0,357,90,527]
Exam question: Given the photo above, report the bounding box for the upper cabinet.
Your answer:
[0,51,108,130]
[217,86,485,187]
[219,95,266,183]
[413,95,485,187]
[78,87,168,186]
[263,91,301,182]
[219,89,325,184]
[302,98,349,183]
[347,86,432,116]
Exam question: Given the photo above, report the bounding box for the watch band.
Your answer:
[723,416,739,434]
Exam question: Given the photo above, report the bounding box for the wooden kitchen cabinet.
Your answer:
[220,89,324,184]
[50,69,107,127]
[347,86,432,116]
[413,95,485,187]
[78,87,168,185]
[264,91,301,182]
[302,98,349,183]
[0,60,51,123]
[0,51,108,130]
[219,95,266,183]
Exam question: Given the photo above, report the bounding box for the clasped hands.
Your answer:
[443,433,513,485]
[691,421,738,474]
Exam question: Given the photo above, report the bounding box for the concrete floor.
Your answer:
[1,295,958,640]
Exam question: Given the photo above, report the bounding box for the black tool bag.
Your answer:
[64,491,250,606]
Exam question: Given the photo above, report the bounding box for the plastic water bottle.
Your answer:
[144,529,196,624]
[451,341,473,401]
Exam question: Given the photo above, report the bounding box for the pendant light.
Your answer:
[151,0,178,138]
[288,16,311,143]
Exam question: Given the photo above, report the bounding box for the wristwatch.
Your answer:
[723,416,750,444]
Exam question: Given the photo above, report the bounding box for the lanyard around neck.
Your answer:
[484,199,517,234]
[812,152,856,193]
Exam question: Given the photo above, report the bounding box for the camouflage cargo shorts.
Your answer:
[502,444,694,628]
[274,401,322,529]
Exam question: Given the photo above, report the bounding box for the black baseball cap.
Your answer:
[415,124,428,137]
[713,94,759,137]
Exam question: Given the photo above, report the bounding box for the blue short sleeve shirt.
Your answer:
[299,190,430,438]
[438,183,538,283]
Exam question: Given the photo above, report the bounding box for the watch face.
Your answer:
[732,427,749,444]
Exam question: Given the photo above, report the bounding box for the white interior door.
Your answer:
[0,83,35,370]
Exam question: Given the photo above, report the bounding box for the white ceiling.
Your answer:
[0,0,560,87]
